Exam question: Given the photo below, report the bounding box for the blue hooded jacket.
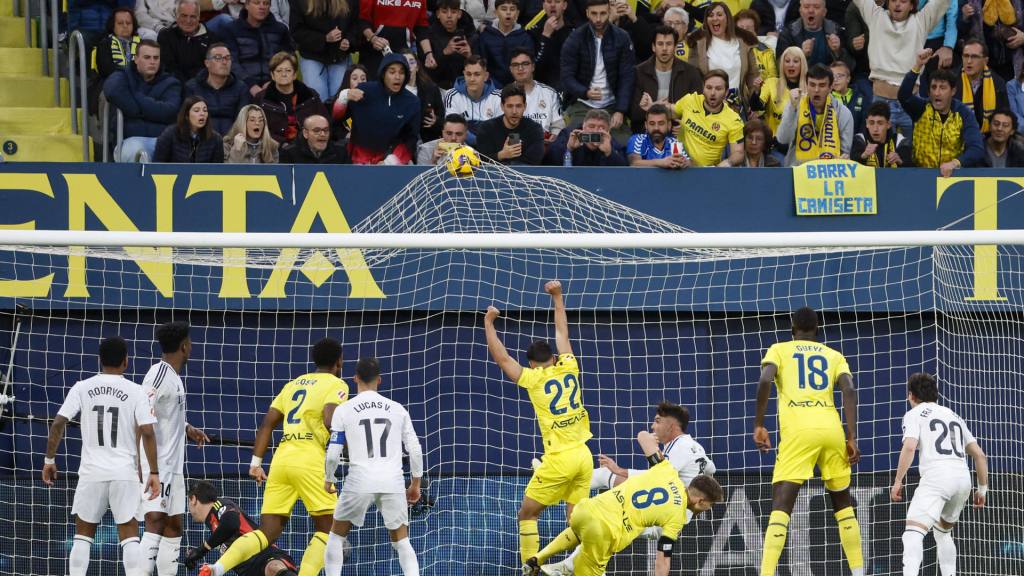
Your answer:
[348,53,422,158]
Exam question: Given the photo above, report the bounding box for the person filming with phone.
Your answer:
[476,83,545,164]
[547,108,628,165]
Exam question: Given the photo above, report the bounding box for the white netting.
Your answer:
[0,162,1020,576]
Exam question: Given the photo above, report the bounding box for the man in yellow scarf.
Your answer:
[777,63,854,166]
[957,39,1008,134]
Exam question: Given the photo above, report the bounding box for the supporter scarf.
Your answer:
[795,94,841,163]
[862,136,898,168]
[110,35,140,70]
[961,67,997,132]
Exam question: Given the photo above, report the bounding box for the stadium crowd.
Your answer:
[68,0,1024,170]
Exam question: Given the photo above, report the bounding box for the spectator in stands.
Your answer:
[984,108,1024,167]
[529,0,573,91]
[157,0,215,83]
[630,25,702,132]
[223,0,293,96]
[329,63,368,143]
[475,0,535,87]
[547,108,629,165]
[223,104,280,162]
[775,0,854,70]
[961,0,1021,84]
[844,0,873,86]
[627,103,689,167]
[777,63,853,165]
[423,0,478,89]
[417,113,469,164]
[154,96,225,162]
[661,7,690,61]
[443,56,501,135]
[185,43,251,135]
[1009,68,1024,132]
[741,118,782,166]
[956,39,1009,134]
[103,39,182,162]
[400,49,446,143]
[206,0,289,35]
[68,0,127,51]
[687,2,761,111]
[917,0,959,82]
[475,83,545,164]
[336,53,420,163]
[851,100,913,166]
[255,51,327,144]
[756,46,807,135]
[750,0,800,35]
[673,69,745,166]
[135,0,176,38]
[851,0,953,141]
[831,60,869,134]
[609,0,655,64]
[899,52,985,176]
[357,0,430,80]
[735,9,779,80]
[561,0,636,141]
[95,7,141,81]
[505,48,565,141]
[288,0,360,102]
[464,0,496,30]
[281,114,350,162]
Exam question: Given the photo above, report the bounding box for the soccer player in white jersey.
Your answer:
[891,372,989,576]
[323,357,424,576]
[544,402,716,575]
[41,336,161,576]
[138,321,210,576]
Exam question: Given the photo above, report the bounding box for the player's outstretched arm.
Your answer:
[42,415,69,486]
[637,430,663,465]
[185,508,242,569]
[484,306,523,383]
[655,552,671,576]
[324,430,345,494]
[837,374,860,465]
[545,280,574,356]
[404,414,424,504]
[966,442,989,507]
[890,437,918,502]
[250,408,284,485]
[752,364,776,452]
[139,423,161,500]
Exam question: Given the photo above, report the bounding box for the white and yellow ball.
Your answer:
[446,145,481,178]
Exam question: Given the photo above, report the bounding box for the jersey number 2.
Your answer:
[286,389,307,424]
[792,353,829,390]
[544,374,581,416]
[92,405,120,447]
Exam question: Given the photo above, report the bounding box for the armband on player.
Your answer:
[328,431,346,446]
[657,536,675,557]
[646,452,664,467]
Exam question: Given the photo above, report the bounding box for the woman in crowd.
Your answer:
[741,118,780,166]
[255,51,328,144]
[401,49,445,143]
[330,63,369,143]
[290,0,361,101]
[154,96,225,163]
[686,2,761,111]
[756,46,807,135]
[223,104,280,163]
[94,7,141,80]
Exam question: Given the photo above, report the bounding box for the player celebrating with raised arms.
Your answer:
[323,357,424,576]
[753,306,864,576]
[137,321,210,576]
[544,402,716,575]
[201,338,349,576]
[184,481,298,576]
[484,280,594,565]
[891,372,988,576]
[42,336,161,576]
[524,430,724,576]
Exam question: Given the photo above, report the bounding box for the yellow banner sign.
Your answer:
[793,160,877,215]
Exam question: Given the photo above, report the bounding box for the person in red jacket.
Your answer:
[357,0,431,79]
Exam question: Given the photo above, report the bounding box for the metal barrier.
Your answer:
[99,93,124,163]
[68,30,89,161]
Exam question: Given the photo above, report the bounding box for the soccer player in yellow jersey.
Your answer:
[753,307,864,576]
[484,280,593,565]
[672,70,745,167]
[524,430,723,576]
[200,338,349,576]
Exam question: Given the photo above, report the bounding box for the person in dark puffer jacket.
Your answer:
[222,0,294,95]
[289,0,361,101]
[474,0,535,87]
[421,0,477,89]
[185,43,252,135]
[157,0,218,83]
[254,51,328,144]
[153,95,225,162]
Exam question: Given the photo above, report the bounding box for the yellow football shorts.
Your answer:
[565,499,617,576]
[262,462,337,517]
[525,444,593,506]
[773,425,851,491]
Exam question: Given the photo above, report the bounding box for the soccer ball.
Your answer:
[446,145,481,178]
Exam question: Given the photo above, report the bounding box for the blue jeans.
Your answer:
[117,137,157,163]
[876,96,914,145]
[299,57,349,102]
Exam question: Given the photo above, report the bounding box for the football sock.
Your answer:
[590,467,615,490]
[157,535,181,576]
[519,519,540,564]
[535,527,580,565]
[934,526,957,576]
[324,532,347,576]
[70,535,93,576]
[217,529,268,572]
[392,537,419,576]
[298,532,329,576]
[140,531,161,576]
[760,510,790,576]
[835,506,864,573]
[902,527,926,576]
[120,536,142,576]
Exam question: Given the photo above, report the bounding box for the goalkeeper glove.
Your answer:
[184,545,209,570]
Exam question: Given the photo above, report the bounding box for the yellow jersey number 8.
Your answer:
[544,374,581,416]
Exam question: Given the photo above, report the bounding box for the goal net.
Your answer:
[0,161,1021,576]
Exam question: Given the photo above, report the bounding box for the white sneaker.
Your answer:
[540,559,571,576]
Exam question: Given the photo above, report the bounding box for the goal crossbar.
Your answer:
[1,229,1023,249]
